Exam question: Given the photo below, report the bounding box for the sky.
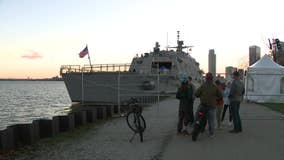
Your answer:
[0,0,284,78]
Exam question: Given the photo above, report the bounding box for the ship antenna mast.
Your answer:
[176,31,183,52]
[177,31,180,42]
[167,31,193,53]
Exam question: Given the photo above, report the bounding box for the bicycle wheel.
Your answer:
[138,129,144,142]
[137,114,146,132]
[126,112,146,133]
[192,125,200,141]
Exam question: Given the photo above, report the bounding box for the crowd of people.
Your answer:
[176,71,245,138]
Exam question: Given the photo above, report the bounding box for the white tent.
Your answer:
[245,54,284,103]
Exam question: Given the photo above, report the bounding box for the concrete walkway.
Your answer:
[12,98,284,160]
[161,101,284,160]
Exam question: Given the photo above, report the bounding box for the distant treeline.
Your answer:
[0,78,63,81]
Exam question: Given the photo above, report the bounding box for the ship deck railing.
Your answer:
[60,64,177,76]
[60,64,131,74]
[60,65,81,74]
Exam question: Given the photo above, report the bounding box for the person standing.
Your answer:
[187,76,195,125]
[221,81,232,125]
[229,71,245,133]
[176,75,194,135]
[215,80,224,129]
[195,72,223,137]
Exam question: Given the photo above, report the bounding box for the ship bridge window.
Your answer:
[137,59,143,64]
[152,62,172,70]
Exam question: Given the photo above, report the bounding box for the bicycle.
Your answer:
[192,104,209,141]
[126,97,146,142]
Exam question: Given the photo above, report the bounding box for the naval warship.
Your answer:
[60,31,202,105]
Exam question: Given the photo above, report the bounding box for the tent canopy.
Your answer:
[249,54,284,69]
[245,54,284,103]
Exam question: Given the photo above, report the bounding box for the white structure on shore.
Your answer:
[245,54,284,103]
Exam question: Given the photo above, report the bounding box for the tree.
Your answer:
[238,55,249,69]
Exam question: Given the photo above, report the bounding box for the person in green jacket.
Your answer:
[195,72,223,137]
[176,75,194,135]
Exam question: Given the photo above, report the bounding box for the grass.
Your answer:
[260,103,284,114]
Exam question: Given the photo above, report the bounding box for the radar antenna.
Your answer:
[168,31,194,53]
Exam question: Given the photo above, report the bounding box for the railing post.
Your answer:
[117,71,121,115]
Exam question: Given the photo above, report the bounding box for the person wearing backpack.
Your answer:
[176,75,194,135]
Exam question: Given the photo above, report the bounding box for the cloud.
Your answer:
[21,50,43,59]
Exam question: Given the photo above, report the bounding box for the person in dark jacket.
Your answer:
[229,71,245,133]
[188,76,195,123]
[176,75,194,135]
[215,80,224,129]
[195,72,223,137]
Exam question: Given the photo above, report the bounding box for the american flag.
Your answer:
[79,46,89,58]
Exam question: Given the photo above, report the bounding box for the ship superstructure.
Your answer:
[60,32,202,104]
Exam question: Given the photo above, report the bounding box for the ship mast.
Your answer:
[176,31,183,52]
[168,31,193,53]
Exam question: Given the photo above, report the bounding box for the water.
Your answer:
[0,81,72,130]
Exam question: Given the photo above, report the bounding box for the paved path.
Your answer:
[13,98,284,160]
[161,101,284,160]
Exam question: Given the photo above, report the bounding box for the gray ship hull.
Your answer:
[61,32,202,104]
[62,72,178,104]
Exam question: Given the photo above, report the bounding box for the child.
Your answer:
[221,81,232,125]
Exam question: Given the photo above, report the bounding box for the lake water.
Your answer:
[0,81,72,130]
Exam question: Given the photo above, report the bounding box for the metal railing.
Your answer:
[83,64,131,72]
[60,64,131,75]
[60,65,81,75]
[60,63,174,75]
